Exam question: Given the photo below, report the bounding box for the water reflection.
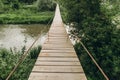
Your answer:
[0,24,49,51]
[20,24,49,37]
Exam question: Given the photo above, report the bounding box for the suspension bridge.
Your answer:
[28,4,87,80]
[6,4,109,80]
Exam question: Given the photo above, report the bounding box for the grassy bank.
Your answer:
[0,46,41,80]
[0,10,54,24]
[0,0,55,24]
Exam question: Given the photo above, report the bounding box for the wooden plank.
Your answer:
[39,53,77,57]
[37,57,80,62]
[35,61,81,66]
[41,50,75,53]
[42,44,73,48]
[42,47,74,50]
[42,46,72,48]
[45,42,71,44]
[29,73,87,80]
[38,56,78,58]
[44,41,71,44]
[32,66,83,72]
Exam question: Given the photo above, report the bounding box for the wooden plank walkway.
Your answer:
[28,4,87,80]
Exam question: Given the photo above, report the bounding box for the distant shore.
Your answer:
[0,11,54,24]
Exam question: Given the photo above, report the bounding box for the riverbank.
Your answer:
[0,24,49,50]
[0,46,41,80]
[0,10,54,24]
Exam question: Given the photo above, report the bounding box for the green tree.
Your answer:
[58,0,120,80]
[18,0,37,4]
[0,0,3,8]
[36,0,56,11]
[11,0,20,10]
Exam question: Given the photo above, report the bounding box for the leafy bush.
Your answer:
[18,0,37,4]
[37,0,56,11]
[58,0,120,80]
[0,46,41,80]
[12,2,19,10]
[0,11,54,24]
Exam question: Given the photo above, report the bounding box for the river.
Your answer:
[0,24,49,51]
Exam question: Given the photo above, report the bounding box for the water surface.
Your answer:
[0,24,49,51]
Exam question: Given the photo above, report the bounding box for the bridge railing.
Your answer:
[5,4,109,80]
[75,36,109,80]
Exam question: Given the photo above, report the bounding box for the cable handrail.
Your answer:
[78,40,109,80]
[6,15,54,80]
[5,3,109,80]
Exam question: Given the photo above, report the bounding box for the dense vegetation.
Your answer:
[0,0,55,24]
[0,0,55,80]
[0,46,41,80]
[58,0,120,80]
[0,0,119,80]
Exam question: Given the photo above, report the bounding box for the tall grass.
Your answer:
[0,10,54,24]
[0,0,55,24]
[0,46,41,80]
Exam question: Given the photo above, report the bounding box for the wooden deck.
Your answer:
[28,4,87,80]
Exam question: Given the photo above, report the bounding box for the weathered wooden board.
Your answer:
[28,4,87,80]
[29,73,86,80]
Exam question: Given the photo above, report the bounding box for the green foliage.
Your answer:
[59,0,120,80]
[36,0,56,11]
[0,49,21,79]
[0,0,3,8]
[12,2,20,10]
[0,11,54,24]
[74,43,105,80]
[0,0,54,24]
[18,0,37,4]
[0,46,41,80]
[30,46,41,59]
[2,0,36,4]
[59,0,101,24]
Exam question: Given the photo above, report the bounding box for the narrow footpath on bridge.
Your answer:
[28,4,87,80]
